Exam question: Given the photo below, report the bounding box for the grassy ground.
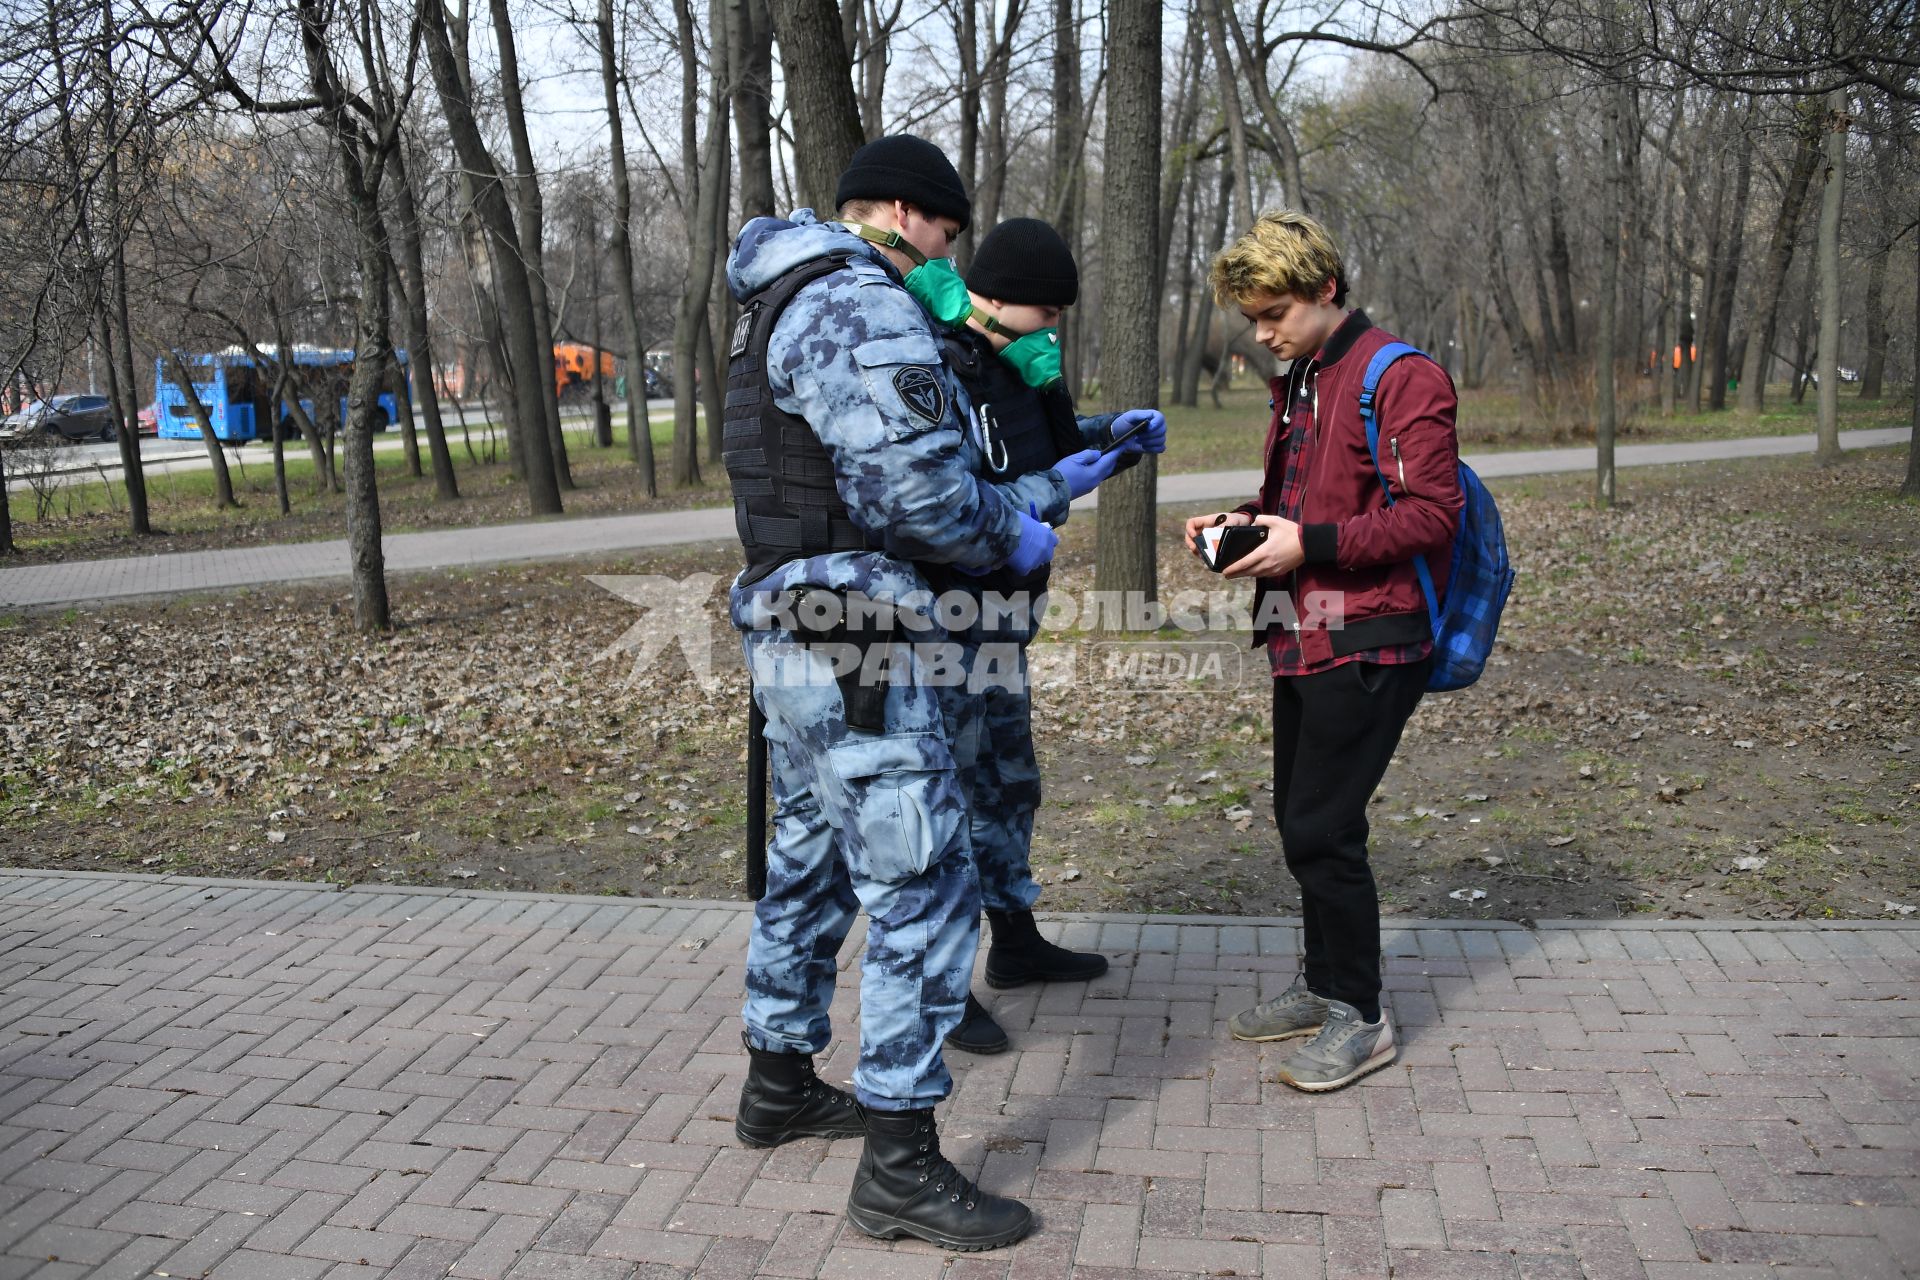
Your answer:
[3,444,1914,923]
[2,382,1910,566]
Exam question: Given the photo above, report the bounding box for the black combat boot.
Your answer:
[735,1036,866,1148]
[845,1108,1034,1251]
[984,908,1108,988]
[942,992,1009,1055]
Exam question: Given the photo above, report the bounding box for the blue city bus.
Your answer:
[155,347,410,444]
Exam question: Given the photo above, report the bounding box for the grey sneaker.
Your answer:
[1228,975,1331,1043]
[1273,1000,1396,1092]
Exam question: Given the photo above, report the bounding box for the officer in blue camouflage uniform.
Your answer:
[722,136,1049,1253]
[932,218,1169,1055]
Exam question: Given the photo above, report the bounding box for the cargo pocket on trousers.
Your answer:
[822,732,962,886]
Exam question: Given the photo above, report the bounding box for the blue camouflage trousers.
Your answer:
[957,602,1043,914]
[740,626,983,1111]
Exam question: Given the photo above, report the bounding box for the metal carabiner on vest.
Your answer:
[975,402,1012,475]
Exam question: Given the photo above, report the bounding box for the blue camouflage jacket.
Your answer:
[725,210,1029,628]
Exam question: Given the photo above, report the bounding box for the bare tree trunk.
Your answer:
[1738,103,1822,416]
[1677,261,1694,411]
[1169,168,1200,392]
[89,0,152,538]
[1179,164,1230,407]
[389,342,423,477]
[672,0,729,487]
[272,318,333,491]
[1690,152,1721,413]
[1789,290,1816,402]
[1200,0,1255,230]
[1620,87,1647,377]
[1156,16,1205,305]
[0,445,13,554]
[974,0,1021,242]
[1707,119,1755,411]
[852,0,890,136]
[771,0,864,211]
[701,295,726,469]
[388,142,459,500]
[1594,84,1623,509]
[101,283,150,532]
[1486,222,1542,408]
[102,210,150,535]
[1546,158,1580,359]
[1858,241,1888,399]
[1046,0,1080,224]
[1497,125,1561,361]
[489,0,572,490]
[419,0,562,514]
[1658,289,1675,417]
[295,0,390,631]
[1904,209,1920,498]
[474,273,524,478]
[597,0,658,494]
[1093,0,1160,625]
[1047,0,1085,394]
[1814,89,1847,465]
[164,353,238,508]
[952,0,980,266]
[267,366,291,515]
[1219,5,1304,210]
[731,0,777,220]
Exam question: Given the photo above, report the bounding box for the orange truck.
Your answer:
[553,343,617,403]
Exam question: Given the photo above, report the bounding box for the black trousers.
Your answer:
[1271,656,1430,1013]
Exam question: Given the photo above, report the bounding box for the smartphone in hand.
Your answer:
[1200,523,1269,572]
[1101,416,1151,454]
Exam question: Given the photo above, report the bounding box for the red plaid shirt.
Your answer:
[1248,345,1432,679]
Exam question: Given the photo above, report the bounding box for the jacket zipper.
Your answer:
[1390,436,1404,491]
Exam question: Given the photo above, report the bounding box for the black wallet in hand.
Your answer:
[1200,524,1269,572]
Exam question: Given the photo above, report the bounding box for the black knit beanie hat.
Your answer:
[964,217,1078,306]
[835,135,971,231]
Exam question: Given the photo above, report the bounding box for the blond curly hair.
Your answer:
[1210,210,1348,308]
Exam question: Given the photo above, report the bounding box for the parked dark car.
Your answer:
[0,394,116,444]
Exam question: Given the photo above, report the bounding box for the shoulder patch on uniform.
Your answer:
[893,367,945,424]
[729,306,756,359]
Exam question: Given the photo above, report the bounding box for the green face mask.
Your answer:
[970,305,1064,389]
[844,223,972,328]
[902,258,973,328]
[997,326,1063,390]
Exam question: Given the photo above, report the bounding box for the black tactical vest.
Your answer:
[938,327,1085,597]
[941,327,1083,483]
[723,253,875,586]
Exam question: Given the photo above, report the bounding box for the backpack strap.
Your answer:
[1358,342,1441,641]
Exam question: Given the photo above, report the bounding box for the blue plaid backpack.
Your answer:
[1358,342,1515,692]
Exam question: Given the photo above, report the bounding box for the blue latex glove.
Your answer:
[1111,408,1167,454]
[1004,508,1059,577]
[958,504,1058,578]
[1054,447,1125,499]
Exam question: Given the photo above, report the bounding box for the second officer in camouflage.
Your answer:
[934,217,1168,1054]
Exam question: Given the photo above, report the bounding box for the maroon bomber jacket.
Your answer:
[1233,310,1465,668]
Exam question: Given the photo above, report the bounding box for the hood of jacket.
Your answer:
[726,208,894,303]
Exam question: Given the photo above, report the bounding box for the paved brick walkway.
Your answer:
[2,428,1907,610]
[1,871,1915,1279]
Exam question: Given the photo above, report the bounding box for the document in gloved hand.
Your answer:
[1200,523,1269,573]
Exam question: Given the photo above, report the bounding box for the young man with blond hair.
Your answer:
[1186,210,1462,1092]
